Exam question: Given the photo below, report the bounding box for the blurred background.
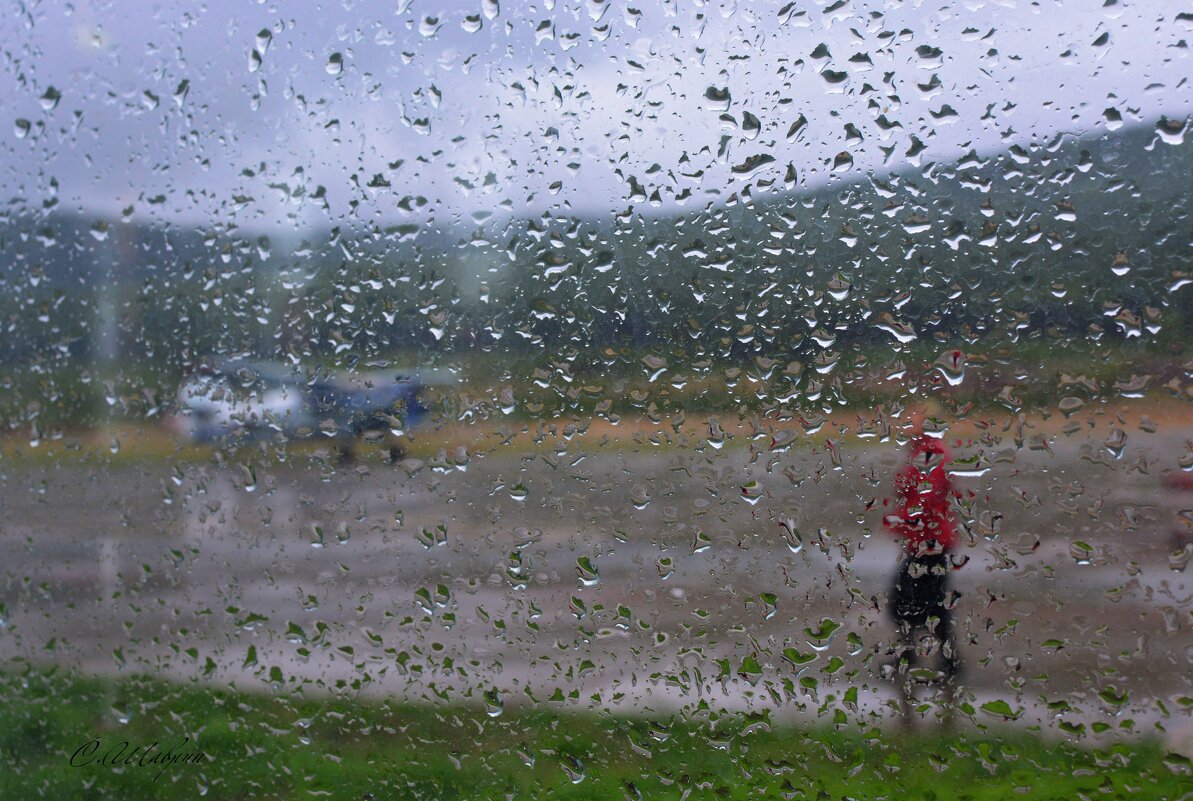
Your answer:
[1,0,1192,798]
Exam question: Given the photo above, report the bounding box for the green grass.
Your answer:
[1,667,1189,800]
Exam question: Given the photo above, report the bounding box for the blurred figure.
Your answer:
[882,405,962,727]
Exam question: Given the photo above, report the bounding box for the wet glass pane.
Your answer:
[2,1,1192,798]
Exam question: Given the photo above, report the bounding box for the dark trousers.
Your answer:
[888,552,959,679]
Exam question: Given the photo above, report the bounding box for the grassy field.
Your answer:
[3,387,1191,471]
[5,334,1187,434]
[2,667,1189,800]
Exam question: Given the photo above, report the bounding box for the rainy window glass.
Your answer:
[4,1,1193,798]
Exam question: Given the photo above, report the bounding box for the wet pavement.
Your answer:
[2,422,1192,743]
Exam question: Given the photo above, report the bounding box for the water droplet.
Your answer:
[484,687,503,717]
[629,484,651,509]
[1069,540,1094,565]
[779,518,803,553]
[419,16,442,37]
[1156,116,1187,146]
[803,617,841,651]
[933,349,966,386]
[1104,427,1127,459]
[759,592,778,620]
[875,313,917,343]
[416,524,448,548]
[1058,396,1084,416]
[561,754,585,784]
[703,85,731,111]
[326,53,343,75]
[740,480,763,505]
[706,417,726,449]
[827,275,851,300]
[239,463,256,492]
[1170,545,1192,573]
[576,556,599,587]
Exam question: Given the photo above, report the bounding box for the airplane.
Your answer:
[167,359,457,460]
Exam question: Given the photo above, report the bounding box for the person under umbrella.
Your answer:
[881,406,963,727]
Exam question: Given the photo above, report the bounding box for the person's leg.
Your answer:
[930,561,961,727]
[895,620,917,729]
[888,557,919,728]
[938,604,960,677]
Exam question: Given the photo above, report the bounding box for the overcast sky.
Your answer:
[1,0,1189,232]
